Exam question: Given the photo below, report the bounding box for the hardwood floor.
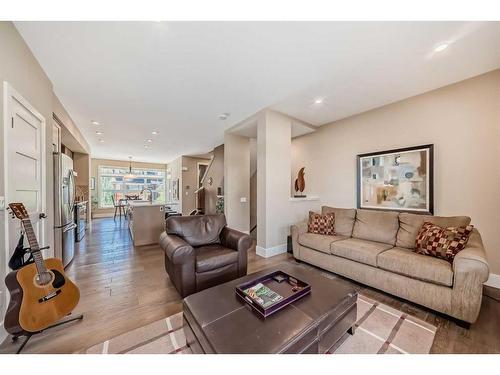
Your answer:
[1,217,499,353]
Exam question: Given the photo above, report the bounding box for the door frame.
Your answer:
[2,81,47,302]
[197,161,210,189]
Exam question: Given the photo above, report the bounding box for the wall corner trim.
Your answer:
[256,243,287,258]
[484,273,500,290]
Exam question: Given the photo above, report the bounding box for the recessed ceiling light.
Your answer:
[91,120,100,125]
[146,139,153,143]
[152,131,159,135]
[96,131,103,135]
[218,113,230,120]
[314,98,324,105]
[98,139,104,143]
[434,42,449,53]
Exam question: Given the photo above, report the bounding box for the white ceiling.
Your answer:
[15,21,500,163]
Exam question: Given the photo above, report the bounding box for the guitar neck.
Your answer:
[21,218,47,273]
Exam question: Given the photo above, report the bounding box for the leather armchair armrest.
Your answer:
[159,231,196,297]
[220,227,252,276]
[159,232,195,265]
[290,221,308,259]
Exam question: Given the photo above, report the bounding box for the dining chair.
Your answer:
[111,195,127,221]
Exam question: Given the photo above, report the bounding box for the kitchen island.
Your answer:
[127,201,167,246]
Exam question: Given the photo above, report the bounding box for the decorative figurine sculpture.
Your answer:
[294,167,306,197]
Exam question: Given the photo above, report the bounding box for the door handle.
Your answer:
[39,213,47,219]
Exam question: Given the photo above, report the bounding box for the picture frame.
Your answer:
[357,144,434,214]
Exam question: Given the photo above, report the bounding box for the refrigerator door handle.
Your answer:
[63,222,77,232]
[69,169,76,212]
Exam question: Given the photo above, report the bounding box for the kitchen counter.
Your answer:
[128,200,166,207]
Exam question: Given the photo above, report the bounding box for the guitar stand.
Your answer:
[11,313,84,354]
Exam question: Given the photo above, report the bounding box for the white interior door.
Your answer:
[1,83,46,332]
[4,83,46,255]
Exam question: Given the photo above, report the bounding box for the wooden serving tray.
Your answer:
[235,270,311,318]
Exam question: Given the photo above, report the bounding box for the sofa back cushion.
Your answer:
[166,214,226,247]
[397,212,471,249]
[321,206,356,237]
[352,209,399,245]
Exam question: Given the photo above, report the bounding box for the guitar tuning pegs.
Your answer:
[6,207,15,219]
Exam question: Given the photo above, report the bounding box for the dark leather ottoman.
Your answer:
[183,262,357,353]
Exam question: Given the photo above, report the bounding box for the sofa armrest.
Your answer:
[451,229,489,323]
[159,231,195,265]
[220,227,252,276]
[290,221,308,259]
[453,229,489,284]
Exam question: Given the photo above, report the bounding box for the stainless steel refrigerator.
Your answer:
[54,152,77,268]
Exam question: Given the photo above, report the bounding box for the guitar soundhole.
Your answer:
[34,271,54,287]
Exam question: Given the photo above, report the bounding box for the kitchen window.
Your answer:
[98,165,166,208]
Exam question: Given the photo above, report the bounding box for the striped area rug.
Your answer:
[84,294,436,354]
[332,295,436,354]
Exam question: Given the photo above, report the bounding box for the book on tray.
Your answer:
[243,283,283,308]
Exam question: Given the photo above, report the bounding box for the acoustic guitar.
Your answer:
[4,203,80,335]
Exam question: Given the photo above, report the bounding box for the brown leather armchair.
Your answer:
[159,214,252,298]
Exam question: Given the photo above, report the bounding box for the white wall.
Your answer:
[256,110,321,256]
[292,70,500,274]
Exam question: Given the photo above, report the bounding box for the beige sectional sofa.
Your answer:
[291,207,490,324]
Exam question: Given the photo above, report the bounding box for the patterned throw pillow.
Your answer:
[307,211,335,236]
[414,221,474,262]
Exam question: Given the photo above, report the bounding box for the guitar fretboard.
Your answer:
[21,218,47,274]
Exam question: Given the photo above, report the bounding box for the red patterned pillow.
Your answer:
[308,211,335,236]
[414,221,474,262]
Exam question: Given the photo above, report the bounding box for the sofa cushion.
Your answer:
[397,212,471,249]
[298,232,347,254]
[331,238,393,267]
[352,209,399,245]
[321,206,356,237]
[195,244,238,273]
[414,222,474,262]
[377,247,453,287]
[166,214,226,247]
[307,211,335,235]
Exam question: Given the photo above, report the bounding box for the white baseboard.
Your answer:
[256,243,287,258]
[484,273,500,289]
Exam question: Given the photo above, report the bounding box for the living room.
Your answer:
[1,0,500,372]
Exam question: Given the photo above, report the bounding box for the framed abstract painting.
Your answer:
[357,144,434,214]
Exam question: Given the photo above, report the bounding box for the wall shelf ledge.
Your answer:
[289,196,319,202]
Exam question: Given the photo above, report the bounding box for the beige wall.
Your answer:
[292,70,500,274]
[202,144,224,215]
[224,133,250,232]
[90,158,167,217]
[166,156,182,213]
[181,156,211,215]
[53,95,91,154]
[0,21,55,339]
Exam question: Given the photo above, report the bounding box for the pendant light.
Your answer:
[125,156,134,179]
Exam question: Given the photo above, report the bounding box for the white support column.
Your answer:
[256,110,292,257]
